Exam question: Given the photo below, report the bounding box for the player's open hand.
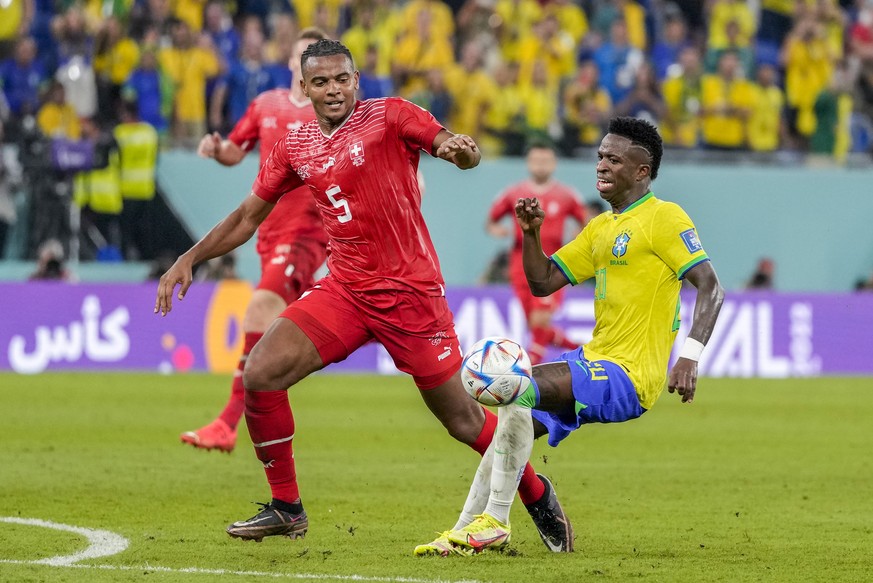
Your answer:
[197,132,222,158]
[154,256,194,316]
[668,358,698,403]
[515,197,545,232]
[436,134,478,165]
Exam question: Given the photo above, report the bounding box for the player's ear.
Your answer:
[636,163,651,182]
[300,78,308,97]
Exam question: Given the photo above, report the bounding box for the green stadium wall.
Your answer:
[152,151,871,292]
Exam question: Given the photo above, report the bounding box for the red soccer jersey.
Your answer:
[253,97,446,295]
[229,88,326,254]
[489,180,587,257]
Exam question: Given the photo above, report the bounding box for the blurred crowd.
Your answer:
[1,0,873,264]
[2,0,872,155]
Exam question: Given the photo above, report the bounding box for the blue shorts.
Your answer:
[531,347,646,447]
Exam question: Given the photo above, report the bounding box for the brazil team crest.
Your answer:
[612,232,631,258]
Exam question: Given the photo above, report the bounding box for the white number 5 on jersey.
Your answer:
[325,185,352,223]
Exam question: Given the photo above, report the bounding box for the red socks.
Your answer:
[244,388,299,504]
[471,407,544,505]
[218,332,262,430]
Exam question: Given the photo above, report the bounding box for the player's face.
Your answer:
[595,133,650,203]
[526,147,556,184]
[301,54,359,129]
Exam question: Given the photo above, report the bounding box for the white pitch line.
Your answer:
[0,561,485,583]
[0,516,485,583]
[0,517,129,566]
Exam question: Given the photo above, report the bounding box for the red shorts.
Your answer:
[280,276,462,389]
[257,240,327,304]
[509,263,565,316]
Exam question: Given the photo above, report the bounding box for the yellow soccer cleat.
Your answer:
[413,532,473,557]
[446,514,511,553]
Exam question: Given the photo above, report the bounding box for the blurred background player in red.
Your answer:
[486,142,588,364]
[180,27,329,453]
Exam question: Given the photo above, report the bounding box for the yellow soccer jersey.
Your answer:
[551,192,709,409]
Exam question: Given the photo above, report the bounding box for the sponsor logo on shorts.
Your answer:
[438,346,453,361]
[430,330,448,346]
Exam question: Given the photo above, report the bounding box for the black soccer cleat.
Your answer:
[226,503,309,542]
[525,473,574,552]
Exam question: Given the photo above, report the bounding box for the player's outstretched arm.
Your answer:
[515,197,569,297]
[197,132,246,166]
[433,130,481,169]
[154,193,273,316]
[668,261,724,403]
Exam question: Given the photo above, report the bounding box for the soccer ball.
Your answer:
[461,337,533,406]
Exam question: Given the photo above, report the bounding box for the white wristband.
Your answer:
[678,338,705,362]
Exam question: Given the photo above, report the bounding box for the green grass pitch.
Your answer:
[1,373,871,582]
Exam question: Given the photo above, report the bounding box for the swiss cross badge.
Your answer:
[349,141,365,166]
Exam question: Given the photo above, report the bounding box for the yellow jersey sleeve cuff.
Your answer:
[677,255,710,280]
[551,254,577,285]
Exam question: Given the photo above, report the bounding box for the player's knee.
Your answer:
[243,291,286,332]
[242,347,284,391]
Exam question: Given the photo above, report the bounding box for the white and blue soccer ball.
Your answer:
[461,337,532,407]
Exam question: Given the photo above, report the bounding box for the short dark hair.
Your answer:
[298,27,327,43]
[301,39,354,74]
[525,140,556,155]
[607,117,663,180]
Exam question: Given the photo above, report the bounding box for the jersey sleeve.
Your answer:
[252,134,304,204]
[227,97,260,152]
[568,190,588,225]
[551,221,596,285]
[652,203,710,279]
[388,98,445,156]
[488,190,514,223]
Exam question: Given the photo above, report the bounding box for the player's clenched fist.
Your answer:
[197,132,223,158]
[514,197,545,232]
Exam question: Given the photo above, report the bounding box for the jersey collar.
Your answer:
[616,191,654,214]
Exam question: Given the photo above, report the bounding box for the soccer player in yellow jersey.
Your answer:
[415,117,724,556]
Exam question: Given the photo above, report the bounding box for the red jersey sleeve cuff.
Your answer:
[423,124,445,157]
[252,182,281,204]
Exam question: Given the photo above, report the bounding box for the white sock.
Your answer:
[483,404,534,525]
[453,443,494,530]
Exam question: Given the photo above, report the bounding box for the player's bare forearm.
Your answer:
[516,197,569,296]
[521,229,555,297]
[198,132,246,166]
[667,261,724,403]
[186,194,270,265]
[214,140,246,166]
[683,261,725,344]
[155,194,271,316]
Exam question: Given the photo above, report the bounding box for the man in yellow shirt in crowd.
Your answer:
[700,50,755,149]
[159,19,220,147]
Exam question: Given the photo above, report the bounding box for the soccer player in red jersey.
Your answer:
[155,39,572,552]
[179,28,329,454]
[487,143,588,365]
